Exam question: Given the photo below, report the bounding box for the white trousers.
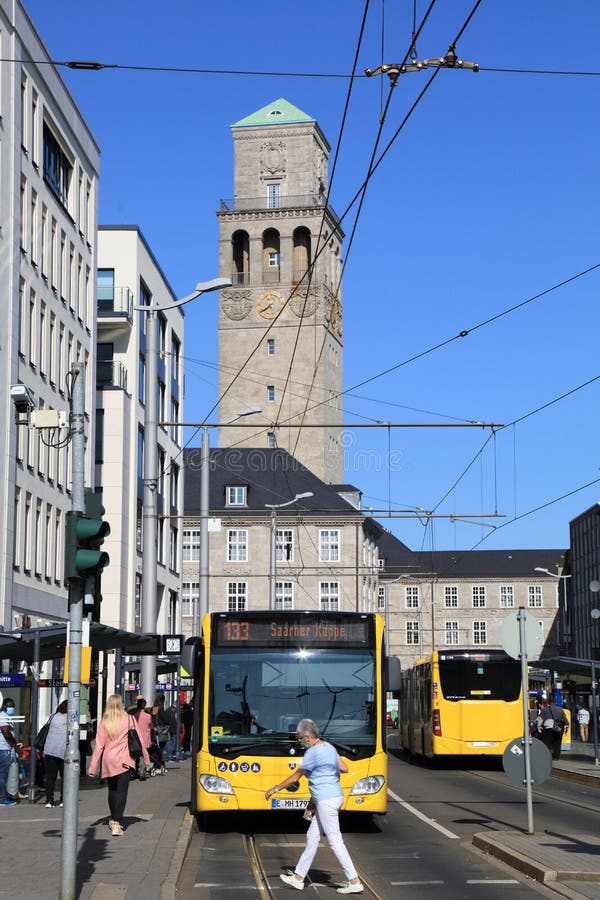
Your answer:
[295,796,358,881]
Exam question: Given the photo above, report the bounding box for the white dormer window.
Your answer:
[268,108,283,117]
[226,485,246,506]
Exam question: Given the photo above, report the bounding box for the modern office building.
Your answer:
[569,503,600,660]
[0,0,100,632]
[216,99,344,484]
[96,227,185,636]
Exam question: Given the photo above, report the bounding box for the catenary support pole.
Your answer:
[197,426,209,629]
[518,607,534,834]
[60,362,86,900]
[141,308,158,703]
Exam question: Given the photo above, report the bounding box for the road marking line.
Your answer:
[466,880,519,884]
[391,881,444,886]
[387,788,460,839]
[194,884,258,889]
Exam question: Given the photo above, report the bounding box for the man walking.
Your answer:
[537,696,569,760]
[577,705,590,743]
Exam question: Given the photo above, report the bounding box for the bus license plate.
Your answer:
[272,798,309,810]
[471,741,494,747]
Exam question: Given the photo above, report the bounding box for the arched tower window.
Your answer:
[262,228,280,284]
[231,230,250,285]
[292,227,312,283]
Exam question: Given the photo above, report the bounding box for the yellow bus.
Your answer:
[399,649,522,758]
[182,611,400,816]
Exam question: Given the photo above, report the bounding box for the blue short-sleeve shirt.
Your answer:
[301,740,342,801]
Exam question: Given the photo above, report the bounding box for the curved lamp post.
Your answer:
[134,277,231,704]
[196,406,262,635]
[534,566,572,652]
[265,493,313,609]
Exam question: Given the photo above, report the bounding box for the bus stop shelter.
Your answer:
[537,654,600,766]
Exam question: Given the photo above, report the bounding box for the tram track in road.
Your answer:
[244,831,386,900]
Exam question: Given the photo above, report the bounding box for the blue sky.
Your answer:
[21,0,600,555]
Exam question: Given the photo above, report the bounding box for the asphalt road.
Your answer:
[177,739,600,899]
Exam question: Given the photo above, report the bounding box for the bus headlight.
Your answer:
[199,774,234,794]
[349,775,384,795]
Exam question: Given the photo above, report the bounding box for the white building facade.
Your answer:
[96,227,185,637]
[0,0,100,631]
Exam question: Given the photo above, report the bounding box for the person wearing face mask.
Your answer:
[0,697,23,807]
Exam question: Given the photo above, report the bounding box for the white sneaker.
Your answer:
[280,873,304,890]
[337,882,363,894]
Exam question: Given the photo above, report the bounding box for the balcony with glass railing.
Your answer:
[96,360,128,392]
[97,286,134,321]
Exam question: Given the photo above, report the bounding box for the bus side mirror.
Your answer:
[387,656,401,692]
[181,636,202,678]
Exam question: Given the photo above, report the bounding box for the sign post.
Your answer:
[500,607,544,835]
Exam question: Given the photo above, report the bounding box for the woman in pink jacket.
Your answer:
[89,694,150,836]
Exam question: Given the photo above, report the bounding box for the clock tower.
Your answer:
[217,98,344,483]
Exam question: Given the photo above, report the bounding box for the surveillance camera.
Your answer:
[10,384,37,413]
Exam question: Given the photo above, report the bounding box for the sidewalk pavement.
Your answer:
[0,756,195,900]
[473,745,600,900]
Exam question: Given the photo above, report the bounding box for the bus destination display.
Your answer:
[215,615,371,648]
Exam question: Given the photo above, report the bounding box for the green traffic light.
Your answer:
[64,506,111,582]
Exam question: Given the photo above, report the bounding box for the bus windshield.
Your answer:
[208,647,376,755]
[438,658,521,702]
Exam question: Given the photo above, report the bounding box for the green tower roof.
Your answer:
[232,98,315,128]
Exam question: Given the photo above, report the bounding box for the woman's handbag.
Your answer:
[33,714,54,752]
[127,717,143,761]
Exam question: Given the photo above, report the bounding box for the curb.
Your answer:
[472,833,556,883]
[552,767,600,789]
[159,809,196,900]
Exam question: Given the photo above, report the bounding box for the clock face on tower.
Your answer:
[256,290,285,319]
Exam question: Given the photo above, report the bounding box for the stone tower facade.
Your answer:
[217,98,344,483]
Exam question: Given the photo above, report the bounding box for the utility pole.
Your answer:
[60,362,85,900]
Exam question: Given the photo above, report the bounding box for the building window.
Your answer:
[139,356,145,404]
[267,183,281,208]
[157,518,165,565]
[136,501,143,552]
[473,621,487,644]
[275,581,294,610]
[276,529,294,562]
[268,251,280,268]
[319,529,340,562]
[182,582,198,617]
[226,485,247,506]
[445,621,459,645]
[183,529,200,561]
[499,585,514,608]
[227,529,248,562]
[170,463,179,509]
[135,575,142,630]
[95,409,104,463]
[43,123,72,208]
[472,585,486,608]
[267,338,275,356]
[528,585,543,608]
[320,581,339,611]
[227,581,247,612]
[405,585,419,608]
[170,526,178,572]
[377,586,386,611]
[267,385,275,402]
[444,585,458,608]
[406,621,420,645]
[97,268,115,310]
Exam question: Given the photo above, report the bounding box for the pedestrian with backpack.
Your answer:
[538,696,569,760]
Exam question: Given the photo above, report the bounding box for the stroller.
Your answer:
[147,736,167,776]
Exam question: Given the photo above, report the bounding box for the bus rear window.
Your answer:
[438,660,520,701]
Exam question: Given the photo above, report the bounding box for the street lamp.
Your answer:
[264,493,313,609]
[534,567,572,651]
[135,277,231,704]
[196,407,262,635]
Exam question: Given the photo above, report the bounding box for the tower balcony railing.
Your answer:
[220,193,328,212]
[97,286,134,320]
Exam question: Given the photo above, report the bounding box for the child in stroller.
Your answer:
[147,736,167,776]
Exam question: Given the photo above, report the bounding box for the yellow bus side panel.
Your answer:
[194,749,388,814]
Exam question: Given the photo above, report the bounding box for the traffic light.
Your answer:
[64,490,110,582]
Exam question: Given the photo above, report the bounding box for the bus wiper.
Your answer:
[215,738,294,755]
[327,739,360,757]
